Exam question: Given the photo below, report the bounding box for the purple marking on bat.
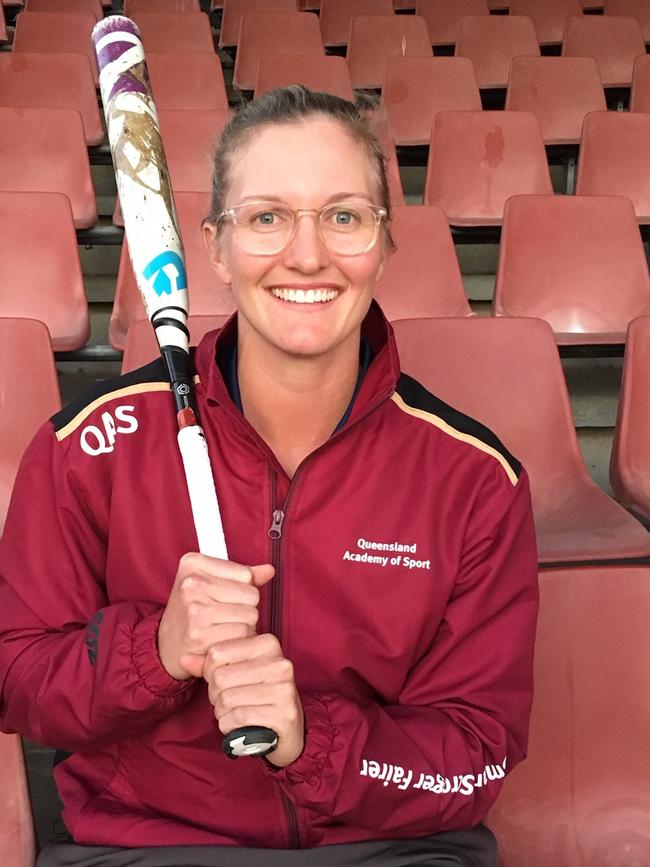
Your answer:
[96,40,143,73]
[108,76,150,103]
[91,15,141,49]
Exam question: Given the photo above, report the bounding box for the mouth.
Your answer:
[269,287,340,304]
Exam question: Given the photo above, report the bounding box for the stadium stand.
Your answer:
[299,0,319,9]
[0,318,61,532]
[0,4,7,41]
[487,565,650,866]
[510,0,583,48]
[415,0,490,50]
[318,0,394,49]
[254,54,354,99]
[219,0,298,49]
[0,732,36,867]
[581,0,604,7]
[374,205,473,320]
[124,0,200,12]
[610,316,650,521]
[0,106,96,229]
[576,110,650,223]
[562,14,645,87]
[487,0,510,8]
[233,11,323,91]
[346,14,432,90]
[455,15,540,90]
[605,0,650,43]
[12,11,99,84]
[0,53,103,147]
[0,191,90,352]
[630,53,650,110]
[505,56,605,146]
[493,195,650,344]
[381,56,482,147]
[392,316,650,562]
[147,53,228,111]
[129,11,215,53]
[393,0,414,9]
[424,111,552,227]
[122,315,232,373]
[24,0,102,20]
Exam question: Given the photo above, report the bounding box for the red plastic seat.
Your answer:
[415,0,490,48]
[0,191,90,351]
[347,14,432,90]
[488,0,509,8]
[111,191,235,351]
[424,111,552,227]
[0,106,96,229]
[0,318,61,531]
[562,15,645,87]
[233,11,323,91]
[393,0,415,9]
[254,54,353,99]
[25,0,102,20]
[124,0,200,12]
[147,53,228,111]
[0,53,103,146]
[375,205,472,320]
[605,0,650,43]
[581,0,604,7]
[219,0,297,49]
[0,732,36,867]
[130,11,215,53]
[0,4,7,41]
[122,315,231,373]
[299,0,319,9]
[455,15,540,90]
[493,195,650,344]
[381,55,481,147]
[576,110,650,223]
[506,56,605,146]
[319,0,393,48]
[630,52,650,110]
[510,0,583,47]
[392,316,650,561]
[13,11,99,84]
[487,565,650,866]
[610,316,650,520]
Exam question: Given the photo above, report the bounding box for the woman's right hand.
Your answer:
[157,552,274,680]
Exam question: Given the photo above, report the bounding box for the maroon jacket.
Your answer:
[0,306,538,849]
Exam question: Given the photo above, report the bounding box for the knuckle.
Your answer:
[232,706,248,727]
[179,552,199,573]
[262,634,281,655]
[278,658,294,680]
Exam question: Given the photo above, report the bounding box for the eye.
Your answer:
[327,206,361,228]
[252,210,281,226]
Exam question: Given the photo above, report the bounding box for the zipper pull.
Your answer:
[268,509,285,540]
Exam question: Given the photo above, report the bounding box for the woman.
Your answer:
[0,87,538,866]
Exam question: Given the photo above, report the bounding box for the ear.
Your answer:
[202,221,232,286]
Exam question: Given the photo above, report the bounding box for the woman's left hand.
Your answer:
[203,632,305,768]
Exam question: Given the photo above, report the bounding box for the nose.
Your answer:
[282,212,330,273]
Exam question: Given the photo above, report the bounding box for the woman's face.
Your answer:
[203,116,389,362]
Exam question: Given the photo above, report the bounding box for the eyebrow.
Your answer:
[234,192,376,205]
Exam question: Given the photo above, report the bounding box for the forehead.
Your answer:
[225,116,378,206]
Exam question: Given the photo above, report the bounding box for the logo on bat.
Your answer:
[143,251,188,297]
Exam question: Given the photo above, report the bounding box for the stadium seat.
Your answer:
[219,0,297,49]
[111,191,235,351]
[347,14,432,90]
[455,15,540,90]
[393,0,415,9]
[381,55,481,147]
[415,0,490,49]
[124,0,200,12]
[254,54,354,99]
[122,315,232,373]
[299,0,319,9]
[13,11,99,85]
[233,11,324,91]
[581,0,603,7]
[25,0,102,20]
[319,0,393,49]
[510,0,583,47]
[488,0,509,8]
[505,56,605,146]
[0,53,103,146]
[0,106,96,229]
[392,316,650,561]
[605,0,650,43]
[147,53,228,111]
[0,318,61,532]
[0,732,36,867]
[493,195,650,344]
[424,111,552,227]
[630,53,650,110]
[0,191,90,351]
[576,110,650,223]
[610,315,650,520]
[130,11,215,53]
[0,4,7,41]
[375,205,472,320]
[487,565,650,867]
[562,15,645,87]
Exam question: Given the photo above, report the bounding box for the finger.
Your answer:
[214,681,298,720]
[178,553,255,585]
[206,633,282,669]
[206,657,294,702]
[183,621,255,655]
[186,601,260,634]
[180,575,260,608]
[216,698,300,737]
[250,564,275,588]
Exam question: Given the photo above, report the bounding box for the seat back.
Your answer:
[415,0,489,47]
[130,11,215,52]
[122,315,231,373]
[375,205,472,320]
[630,52,650,110]
[455,15,540,89]
[0,5,6,42]
[25,0,102,20]
[347,14,432,89]
[124,0,200,12]
[562,14,645,86]
[13,11,99,83]
[510,0,582,46]
[0,732,36,867]
[319,0,393,48]
[605,0,650,43]
[254,53,353,99]
[487,565,650,867]
[147,53,228,110]
[506,55,605,145]
[493,195,650,344]
[219,0,297,48]
[424,110,552,226]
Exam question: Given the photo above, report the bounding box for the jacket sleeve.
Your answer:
[267,467,539,836]
[0,423,197,752]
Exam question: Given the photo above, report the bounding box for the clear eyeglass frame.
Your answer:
[216,200,388,257]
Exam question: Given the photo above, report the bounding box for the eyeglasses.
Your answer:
[216,200,388,257]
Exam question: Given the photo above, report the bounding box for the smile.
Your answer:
[270,288,339,304]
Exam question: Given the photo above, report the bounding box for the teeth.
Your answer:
[271,288,338,303]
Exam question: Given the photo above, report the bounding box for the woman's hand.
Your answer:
[203,633,305,768]
[158,552,274,680]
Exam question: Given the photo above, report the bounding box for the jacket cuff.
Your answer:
[266,695,338,786]
[131,609,195,699]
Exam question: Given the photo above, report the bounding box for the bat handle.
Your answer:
[222,726,279,759]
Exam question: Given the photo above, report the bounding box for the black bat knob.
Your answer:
[222,726,279,759]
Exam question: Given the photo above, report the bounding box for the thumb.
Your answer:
[250,563,275,587]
